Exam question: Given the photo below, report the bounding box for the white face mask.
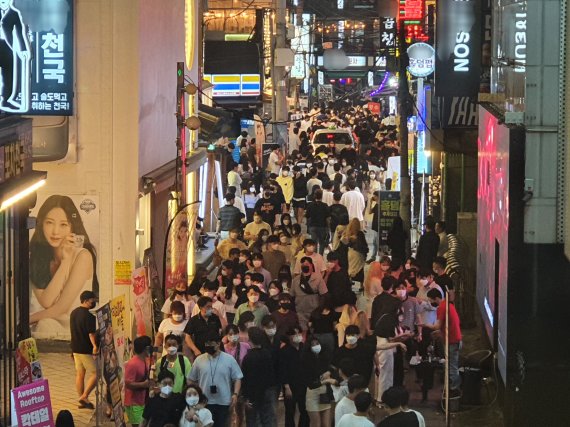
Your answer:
[248,294,259,303]
[239,256,247,263]
[269,288,279,297]
[346,336,358,345]
[229,334,240,343]
[282,171,289,177]
[311,344,322,354]
[172,314,183,322]
[419,278,428,286]
[397,289,407,298]
[398,315,405,323]
[167,346,178,356]
[245,278,252,286]
[253,260,262,268]
[161,385,173,396]
[186,395,199,407]
[405,263,411,270]
[265,328,277,337]
[293,334,303,343]
[245,322,255,329]
[233,278,241,286]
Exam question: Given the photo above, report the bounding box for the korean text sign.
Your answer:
[1,0,74,115]
[11,379,54,427]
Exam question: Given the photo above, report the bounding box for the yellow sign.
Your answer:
[114,260,132,285]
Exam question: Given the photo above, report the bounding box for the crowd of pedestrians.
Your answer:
[108,104,461,427]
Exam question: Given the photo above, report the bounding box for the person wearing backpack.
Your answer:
[154,334,192,394]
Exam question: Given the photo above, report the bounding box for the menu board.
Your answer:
[379,191,401,244]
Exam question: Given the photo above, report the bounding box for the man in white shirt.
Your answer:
[337,391,374,427]
[322,181,334,206]
[300,115,312,133]
[335,375,367,427]
[306,168,322,199]
[289,126,301,154]
[227,162,242,195]
[268,146,282,175]
[340,180,365,225]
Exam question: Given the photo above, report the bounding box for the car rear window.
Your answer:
[313,132,352,145]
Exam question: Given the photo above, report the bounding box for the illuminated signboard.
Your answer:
[2,0,74,115]
[203,74,261,97]
[399,0,424,21]
[407,43,435,77]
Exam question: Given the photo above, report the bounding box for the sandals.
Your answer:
[78,399,95,409]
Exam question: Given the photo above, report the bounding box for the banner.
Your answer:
[379,17,397,50]
[439,96,479,128]
[379,191,401,244]
[97,304,126,427]
[132,267,153,337]
[435,0,482,97]
[16,338,43,386]
[164,203,200,296]
[29,194,99,340]
[110,295,129,368]
[11,379,54,427]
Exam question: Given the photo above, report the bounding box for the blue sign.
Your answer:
[1,0,74,115]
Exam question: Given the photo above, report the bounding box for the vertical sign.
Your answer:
[11,379,54,427]
[380,17,397,50]
[379,191,401,244]
[435,0,482,97]
[1,0,74,115]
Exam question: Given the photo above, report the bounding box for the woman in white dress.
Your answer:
[29,195,98,339]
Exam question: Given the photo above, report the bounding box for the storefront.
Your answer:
[0,117,47,426]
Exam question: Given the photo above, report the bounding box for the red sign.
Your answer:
[399,0,424,21]
[11,379,54,427]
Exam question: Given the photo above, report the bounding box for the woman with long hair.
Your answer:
[387,216,407,263]
[29,195,98,336]
[343,218,368,285]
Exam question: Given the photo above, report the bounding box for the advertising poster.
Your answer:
[110,295,129,367]
[379,191,401,244]
[96,304,126,427]
[29,194,99,340]
[164,203,200,296]
[10,379,54,427]
[3,0,74,115]
[132,267,153,337]
[386,156,401,191]
[114,261,133,285]
[15,338,43,386]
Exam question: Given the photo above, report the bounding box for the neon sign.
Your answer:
[399,0,424,22]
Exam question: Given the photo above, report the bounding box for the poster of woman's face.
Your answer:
[28,194,99,340]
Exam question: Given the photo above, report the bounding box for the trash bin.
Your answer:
[460,367,482,405]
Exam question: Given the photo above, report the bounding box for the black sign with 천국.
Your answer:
[1,0,74,115]
[379,191,400,245]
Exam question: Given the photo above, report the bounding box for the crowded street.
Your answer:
[1,0,569,426]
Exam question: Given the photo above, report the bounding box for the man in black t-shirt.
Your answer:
[333,325,375,384]
[305,189,330,255]
[70,290,98,409]
[254,189,280,226]
[184,296,223,356]
[141,369,185,427]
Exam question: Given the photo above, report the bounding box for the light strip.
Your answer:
[0,178,46,211]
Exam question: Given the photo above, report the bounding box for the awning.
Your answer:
[141,149,207,194]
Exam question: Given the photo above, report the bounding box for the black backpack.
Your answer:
[160,354,187,378]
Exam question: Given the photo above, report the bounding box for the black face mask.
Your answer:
[204,345,217,355]
[301,265,310,274]
[88,301,96,310]
[279,302,292,310]
[430,302,439,308]
[175,290,186,296]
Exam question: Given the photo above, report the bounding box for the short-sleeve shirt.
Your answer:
[184,314,223,353]
[180,407,214,427]
[306,201,330,227]
[338,414,374,427]
[70,306,97,354]
[233,302,270,326]
[254,197,279,225]
[218,205,242,231]
[124,356,149,406]
[188,352,244,406]
[378,411,420,427]
[142,393,185,427]
[436,300,462,344]
[155,355,192,393]
[293,252,326,275]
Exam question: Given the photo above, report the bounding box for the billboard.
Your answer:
[29,194,99,340]
[203,74,261,97]
[435,0,481,97]
[2,0,74,115]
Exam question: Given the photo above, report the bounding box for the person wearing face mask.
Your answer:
[290,257,329,332]
[275,213,293,238]
[279,326,309,427]
[293,239,327,276]
[140,370,185,427]
[276,166,294,207]
[217,194,243,241]
[334,375,368,427]
[333,326,376,386]
[233,285,270,327]
[191,282,228,328]
[254,189,279,226]
[264,281,283,313]
[301,336,334,427]
[241,327,278,427]
[125,336,153,427]
[218,273,241,325]
[271,293,299,337]
[161,281,194,320]
[365,191,381,264]
[179,385,214,427]
[250,229,270,255]
[370,276,402,332]
[184,297,223,357]
[216,228,247,261]
[291,165,308,224]
[223,324,251,367]
[154,334,192,394]
[248,253,272,290]
[276,232,294,266]
[188,332,243,427]
[243,212,271,246]
[70,291,98,409]
[325,156,336,175]
[155,301,189,357]
[262,236,287,282]
[324,252,355,310]
[432,256,455,302]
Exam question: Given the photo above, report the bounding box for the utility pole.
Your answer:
[273,0,288,146]
[397,24,412,254]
